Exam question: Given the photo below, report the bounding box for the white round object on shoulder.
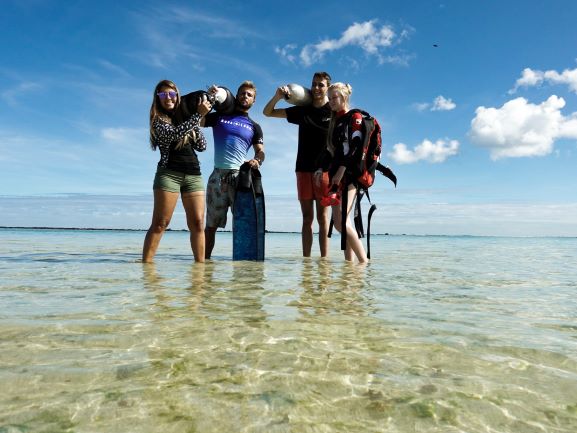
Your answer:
[285,83,312,106]
[214,87,228,104]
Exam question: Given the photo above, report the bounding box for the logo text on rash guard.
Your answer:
[220,119,252,131]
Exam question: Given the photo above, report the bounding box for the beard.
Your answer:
[235,99,254,111]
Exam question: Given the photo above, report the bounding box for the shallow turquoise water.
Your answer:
[1,228,577,432]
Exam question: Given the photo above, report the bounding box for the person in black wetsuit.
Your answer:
[262,72,332,258]
[142,80,212,263]
[315,82,368,263]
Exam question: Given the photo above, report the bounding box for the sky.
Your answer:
[1,0,577,236]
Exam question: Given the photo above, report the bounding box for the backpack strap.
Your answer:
[353,188,365,239]
[376,162,397,187]
[366,202,377,260]
[340,184,348,252]
[353,188,376,259]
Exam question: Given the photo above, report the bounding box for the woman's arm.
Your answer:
[152,113,206,151]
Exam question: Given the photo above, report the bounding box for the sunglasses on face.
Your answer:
[157,91,178,100]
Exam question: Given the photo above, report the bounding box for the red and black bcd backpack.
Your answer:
[335,109,397,258]
[348,109,383,189]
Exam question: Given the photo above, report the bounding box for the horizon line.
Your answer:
[2,226,576,239]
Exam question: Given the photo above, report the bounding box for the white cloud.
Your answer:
[298,20,401,67]
[414,95,456,112]
[388,139,459,164]
[431,95,456,111]
[134,7,259,69]
[167,7,260,39]
[378,53,415,67]
[544,68,577,93]
[469,95,577,159]
[414,102,430,112]
[101,127,146,143]
[510,66,577,94]
[1,81,42,106]
[97,59,131,78]
[274,44,297,64]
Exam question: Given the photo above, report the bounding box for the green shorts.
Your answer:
[153,168,204,193]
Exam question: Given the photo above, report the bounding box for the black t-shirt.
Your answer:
[285,104,332,172]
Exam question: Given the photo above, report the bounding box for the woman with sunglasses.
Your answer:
[142,79,212,263]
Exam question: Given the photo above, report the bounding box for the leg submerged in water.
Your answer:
[142,189,179,263]
[331,184,368,263]
[182,191,205,262]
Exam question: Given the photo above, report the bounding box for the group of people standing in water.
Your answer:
[142,72,369,264]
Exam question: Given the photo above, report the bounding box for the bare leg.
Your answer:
[182,191,205,262]
[142,189,179,263]
[331,185,368,263]
[205,226,217,260]
[315,199,330,257]
[299,199,314,257]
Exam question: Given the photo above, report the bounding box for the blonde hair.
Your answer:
[328,82,352,102]
[326,82,353,155]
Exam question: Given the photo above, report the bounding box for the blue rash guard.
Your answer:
[204,110,264,169]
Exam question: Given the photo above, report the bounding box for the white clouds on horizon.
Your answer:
[510,66,577,94]
[470,95,577,160]
[276,20,411,67]
[388,138,459,164]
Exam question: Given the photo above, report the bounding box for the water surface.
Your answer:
[1,229,576,432]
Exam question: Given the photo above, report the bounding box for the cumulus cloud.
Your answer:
[388,138,459,164]
[431,95,456,111]
[510,66,577,94]
[416,95,456,112]
[470,95,577,159]
[279,20,409,67]
[301,20,394,66]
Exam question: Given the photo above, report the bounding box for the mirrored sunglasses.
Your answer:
[157,91,178,100]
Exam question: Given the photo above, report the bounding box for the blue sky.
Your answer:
[1,0,577,235]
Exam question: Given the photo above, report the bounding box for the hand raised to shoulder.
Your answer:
[197,94,212,116]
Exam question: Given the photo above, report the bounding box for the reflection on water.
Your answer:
[0,229,577,432]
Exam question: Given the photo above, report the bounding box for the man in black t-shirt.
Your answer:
[263,72,332,257]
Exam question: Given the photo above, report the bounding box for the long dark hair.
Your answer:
[149,79,182,150]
